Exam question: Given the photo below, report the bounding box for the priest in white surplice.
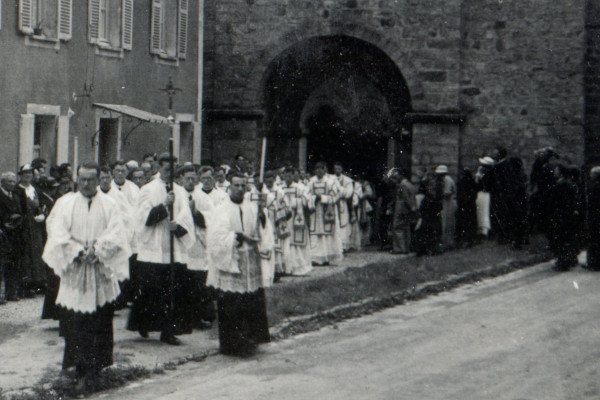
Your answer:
[42,162,131,391]
[280,167,313,276]
[307,161,343,265]
[206,172,274,356]
[126,152,195,346]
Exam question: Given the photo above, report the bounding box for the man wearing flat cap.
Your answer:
[127,152,195,345]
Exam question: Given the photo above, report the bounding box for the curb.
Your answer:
[0,251,553,400]
[270,252,553,340]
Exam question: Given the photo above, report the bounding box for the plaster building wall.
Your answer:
[0,1,199,173]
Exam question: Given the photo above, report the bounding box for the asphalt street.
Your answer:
[91,261,600,400]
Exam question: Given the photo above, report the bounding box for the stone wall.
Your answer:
[203,0,588,174]
[459,0,586,171]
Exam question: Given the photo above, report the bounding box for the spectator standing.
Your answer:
[16,164,46,296]
[413,172,443,256]
[456,167,479,247]
[547,163,580,271]
[0,172,24,302]
[436,165,457,250]
[390,170,417,254]
[585,166,600,271]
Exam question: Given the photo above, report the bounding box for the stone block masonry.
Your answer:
[203,0,588,174]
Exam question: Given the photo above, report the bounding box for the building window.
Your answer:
[150,0,188,62]
[19,0,72,43]
[89,0,133,53]
[19,104,70,167]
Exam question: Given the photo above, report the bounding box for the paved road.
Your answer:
[94,262,600,400]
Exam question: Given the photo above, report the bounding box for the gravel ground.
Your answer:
[0,238,551,398]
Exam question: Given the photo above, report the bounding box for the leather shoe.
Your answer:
[138,328,149,338]
[160,333,181,346]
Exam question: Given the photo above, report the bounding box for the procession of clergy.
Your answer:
[34,152,369,391]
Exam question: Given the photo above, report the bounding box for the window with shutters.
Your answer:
[150,0,188,64]
[88,0,133,57]
[19,0,72,48]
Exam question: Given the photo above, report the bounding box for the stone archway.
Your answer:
[262,35,412,180]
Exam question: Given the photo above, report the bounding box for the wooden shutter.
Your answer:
[19,0,34,34]
[150,0,162,54]
[89,0,100,43]
[58,0,72,40]
[121,0,133,50]
[177,0,188,59]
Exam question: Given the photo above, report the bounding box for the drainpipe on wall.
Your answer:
[196,0,204,165]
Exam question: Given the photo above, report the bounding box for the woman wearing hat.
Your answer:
[435,165,457,250]
[475,157,495,239]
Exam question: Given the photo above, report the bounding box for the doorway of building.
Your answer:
[97,118,120,166]
[33,115,58,164]
[263,35,412,181]
[304,105,388,179]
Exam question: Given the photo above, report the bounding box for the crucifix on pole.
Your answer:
[159,76,182,121]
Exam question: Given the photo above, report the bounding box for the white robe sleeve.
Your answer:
[42,194,86,278]
[93,198,132,281]
[207,204,240,274]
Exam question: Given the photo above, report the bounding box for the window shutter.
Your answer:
[150,0,162,54]
[121,0,133,50]
[58,0,72,40]
[89,0,100,43]
[177,0,188,59]
[19,0,34,34]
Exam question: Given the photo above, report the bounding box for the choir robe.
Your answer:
[206,197,274,355]
[127,177,195,336]
[100,186,136,306]
[335,174,354,251]
[184,186,227,326]
[280,182,313,276]
[262,185,289,275]
[111,179,140,208]
[42,191,131,374]
[215,180,231,192]
[307,176,343,265]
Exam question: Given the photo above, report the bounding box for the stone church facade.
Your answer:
[201,0,592,179]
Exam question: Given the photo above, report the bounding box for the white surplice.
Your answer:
[42,191,132,313]
[206,198,274,293]
[280,182,313,275]
[307,176,343,265]
[135,177,195,264]
[186,186,228,271]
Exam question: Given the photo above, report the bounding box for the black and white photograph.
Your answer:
[0,0,599,398]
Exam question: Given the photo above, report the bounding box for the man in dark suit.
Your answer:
[0,172,24,302]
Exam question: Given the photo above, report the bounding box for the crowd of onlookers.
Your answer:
[0,146,597,306]
[374,145,600,273]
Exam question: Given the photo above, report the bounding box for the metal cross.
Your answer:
[159,77,182,117]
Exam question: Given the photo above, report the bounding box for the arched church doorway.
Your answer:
[262,35,411,181]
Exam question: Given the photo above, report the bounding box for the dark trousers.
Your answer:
[216,289,270,356]
[60,304,114,376]
[3,258,21,300]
